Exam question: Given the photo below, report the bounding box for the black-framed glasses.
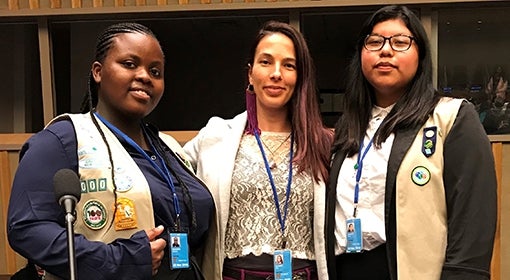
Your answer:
[364,34,415,52]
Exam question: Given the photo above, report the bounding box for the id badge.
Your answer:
[169,232,190,269]
[346,218,363,253]
[273,249,292,280]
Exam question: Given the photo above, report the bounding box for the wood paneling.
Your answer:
[71,0,82,8]
[0,152,16,274]
[3,0,497,14]
[50,0,61,8]
[492,142,503,280]
[8,0,18,10]
[29,0,39,9]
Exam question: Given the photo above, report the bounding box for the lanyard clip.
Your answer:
[174,214,181,232]
[353,204,358,218]
[281,235,287,249]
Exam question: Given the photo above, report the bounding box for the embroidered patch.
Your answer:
[83,200,107,230]
[80,178,108,193]
[114,197,138,231]
[98,178,107,191]
[87,179,98,192]
[422,126,437,157]
[80,180,87,193]
[411,166,431,186]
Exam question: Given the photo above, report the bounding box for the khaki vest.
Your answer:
[67,113,155,241]
[395,97,463,279]
[45,113,193,279]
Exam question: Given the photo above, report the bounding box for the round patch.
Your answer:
[113,166,134,193]
[83,200,107,230]
[411,166,431,186]
[425,129,435,138]
[115,175,133,192]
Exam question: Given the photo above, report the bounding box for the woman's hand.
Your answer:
[146,225,166,276]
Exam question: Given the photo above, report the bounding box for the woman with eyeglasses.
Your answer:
[325,5,497,280]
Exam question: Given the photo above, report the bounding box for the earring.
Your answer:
[247,84,254,93]
[246,84,259,135]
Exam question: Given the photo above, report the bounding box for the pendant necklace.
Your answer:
[260,133,292,169]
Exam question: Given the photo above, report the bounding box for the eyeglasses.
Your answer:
[364,34,414,52]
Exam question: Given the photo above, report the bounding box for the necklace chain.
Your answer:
[260,133,292,169]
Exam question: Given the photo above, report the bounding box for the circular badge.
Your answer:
[114,166,133,192]
[83,200,107,230]
[425,129,435,138]
[114,175,133,192]
[411,166,431,186]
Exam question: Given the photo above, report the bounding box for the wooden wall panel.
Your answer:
[29,0,39,9]
[492,143,502,280]
[0,151,17,275]
[500,144,510,280]
[50,0,61,8]
[72,0,82,8]
[8,0,19,10]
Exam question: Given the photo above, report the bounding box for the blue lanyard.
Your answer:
[93,113,182,225]
[353,137,373,218]
[254,131,294,248]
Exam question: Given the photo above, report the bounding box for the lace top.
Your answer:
[224,131,315,260]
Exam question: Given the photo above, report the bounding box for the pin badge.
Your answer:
[422,127,437,157]
[83,200,107,230]
[411,166,431,186]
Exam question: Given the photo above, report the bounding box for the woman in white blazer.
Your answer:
[184,21,333,280]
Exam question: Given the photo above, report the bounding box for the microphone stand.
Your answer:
[63,200,78,280]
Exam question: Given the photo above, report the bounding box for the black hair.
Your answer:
[80,22,158,113]
[332,5,441,156]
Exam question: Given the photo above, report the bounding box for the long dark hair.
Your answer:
[246,20,333,182]
[332,5,441,156]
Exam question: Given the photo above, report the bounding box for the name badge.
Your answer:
[169,232,189,269]
[274,249,292,280]
[346,218,363,253]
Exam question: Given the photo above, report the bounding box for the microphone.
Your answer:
[53,168,81,280]
[53,169,81,215]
